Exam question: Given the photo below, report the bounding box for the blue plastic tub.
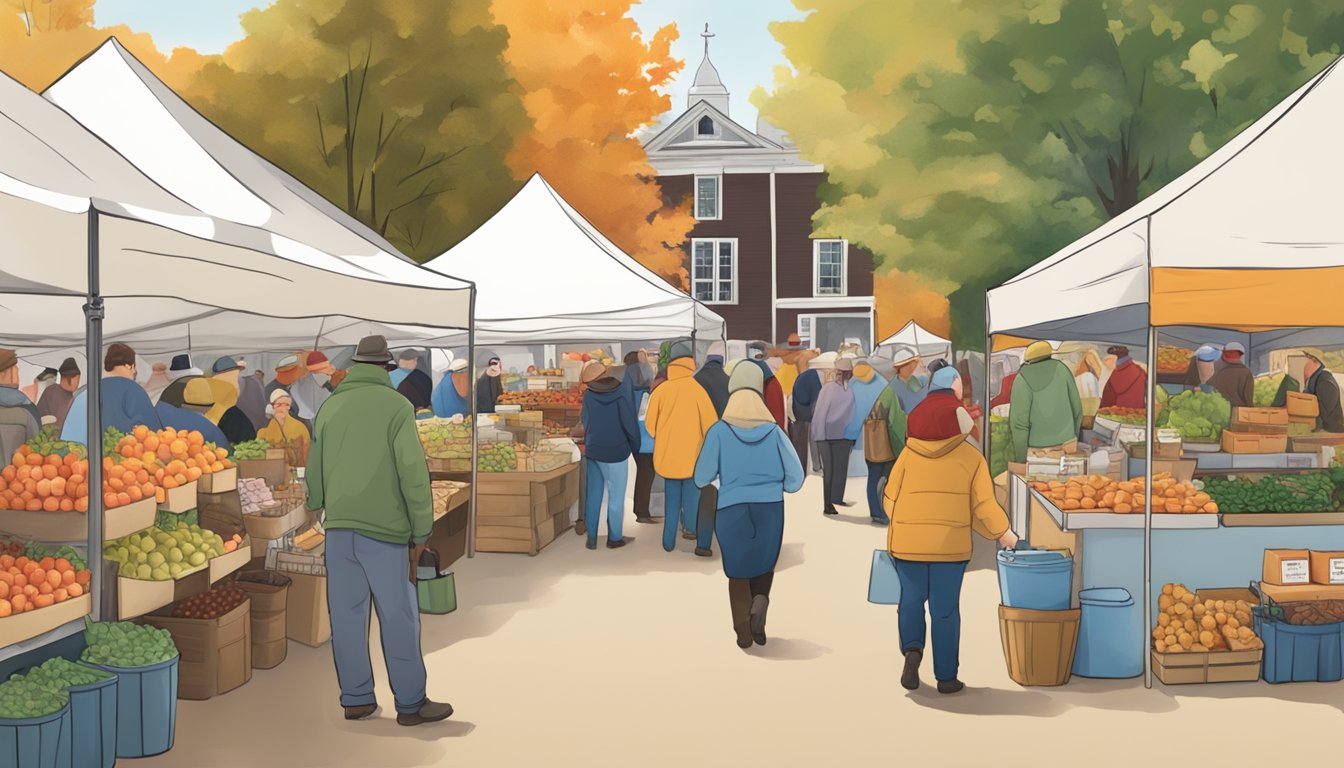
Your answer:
[1255,609,1344,683]
[0,703,72,768]
[1073,588,1142,678]
[69,667,119,768]
[997,548,1072,610]
[88,655,178,758]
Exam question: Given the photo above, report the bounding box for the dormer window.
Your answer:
[698,116,715,136]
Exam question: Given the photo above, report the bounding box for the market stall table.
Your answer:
[433,465,578,556]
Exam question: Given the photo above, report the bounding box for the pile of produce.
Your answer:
[238,477,277,514]
[1157,347,1194,374]
[1202,472,1336,514]
[0,675,68,719]
[416,418,472,459]
[1098,406,1146,426]
[526,367,564,377]
[155,509,198,531]
[478,442,517,473]
[563,349,614,366]
[22,657,113,692]
[1254,373,1289,407]
[100,425,236,508]
[3,432,91,513]
[1029,472,1218,514]
[497,389,582,407]
[989,415,1011,478]
[170,587,249,620]
[0,553,92,617]
[543,419,571,438]
[229,439,271,461]
[1272,601,1344,625]
[1157,390,1231,442]
[1153,584,1263,653]
[103,524,241,581]
[81,619,178,667]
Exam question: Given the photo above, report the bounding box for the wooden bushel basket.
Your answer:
[999,605,1081,686]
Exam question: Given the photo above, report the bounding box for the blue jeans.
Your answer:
[325,530,428,715]
[895,559,969,683]
[662,478,707,551]
[866,460,894,522]
[585,457,629,543]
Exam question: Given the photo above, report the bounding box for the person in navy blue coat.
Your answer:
[580,361,641,550]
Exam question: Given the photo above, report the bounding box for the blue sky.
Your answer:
[94,0,804,128]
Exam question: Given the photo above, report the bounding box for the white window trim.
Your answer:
[813,239,848,297]
[691,237,738,305]
[693,174,722,221]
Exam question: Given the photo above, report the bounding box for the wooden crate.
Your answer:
[1152,648,1262,685]
[1221,431,1288,454]
[474,463,579,556]
[1233,407,1289,427]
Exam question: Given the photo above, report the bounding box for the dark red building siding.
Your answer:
[774,173,874,301]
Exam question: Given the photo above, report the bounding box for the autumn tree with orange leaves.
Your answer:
[0,0,206,91]
[874,271,950,342]
[492,0,695,288]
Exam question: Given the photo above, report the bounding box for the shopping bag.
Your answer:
[868,549,901,605]
[415,548,458,615]
[863,403,895,463]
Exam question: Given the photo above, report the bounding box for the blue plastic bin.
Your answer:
[997,548,1072,610]
[69,667,119,768]
[88,655,178,758]
[0,703,72,768]
[1073,588,1142,678]
[1254,609,1344,683]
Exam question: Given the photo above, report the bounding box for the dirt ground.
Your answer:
[145,474,1344,767]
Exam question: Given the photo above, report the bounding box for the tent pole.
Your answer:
[85,209,105,621]
[467,286,477,559]
[982,293,991,460]
[1143,324,1156,689]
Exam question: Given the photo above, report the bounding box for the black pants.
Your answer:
[818,439,854,510]
[698,485,718,548]
[788,420,811,474]
[633,453,655,519]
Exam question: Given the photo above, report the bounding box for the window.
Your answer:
[694,175,721,220]
[692,238,736,304]
[814,239,847,296]
[698,116,716,136]
[797,316,813,347]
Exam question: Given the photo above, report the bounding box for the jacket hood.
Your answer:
[723,390,775,429]
[668,358,696,379]
[587,379,623,398]
[1018,358,1066,392]
[726,422,776,444]
[853,363,877,383]
[337,363,393,391]
[906,435,967,458]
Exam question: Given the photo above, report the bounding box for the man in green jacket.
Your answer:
[1009,341,1083,463]
[306,335,453,727]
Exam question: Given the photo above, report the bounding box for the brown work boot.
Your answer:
[397,700,454,727]
[344,704,377,721]
[729,579,753,649]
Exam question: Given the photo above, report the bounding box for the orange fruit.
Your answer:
[44,454,61,467]
[75,497,88,513]
[41,464,57,480]
[59,498,74,513]
[75,571,90,587]
[54,558,70,572]
[29,569,44,586]
[67,582,84,598]
[104,492,120,509]
[42,497,60,513]
[25,454,42,467]
[35,479,51,497]
[45,570,61,589]
[53,588,67,603]
[33,594,53,609]
[24,499,41,512]
[60,569,75,585]
[63,453,78,467]
[13,573,26,588]
[68,473,83,486]
[133,425,149,440]
[116,492,131,507]
[1,466,14,483]
[57,465,71,479]
[9,594,24,613]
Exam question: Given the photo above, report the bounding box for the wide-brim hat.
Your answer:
[888,344,919,368]
[448,359,469,373]
[351,335,393,364]
[1024,341,1054,363]
[182,378,217,412]
[580,361,609,384]
[811,352,838,370]
[835,356,855,372]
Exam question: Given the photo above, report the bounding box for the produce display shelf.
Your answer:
[434,487,470,523]
[0,613,88,664]
[1031,490,1219,531]
[1220,512,1344,527]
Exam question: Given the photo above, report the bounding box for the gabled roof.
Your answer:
[642,100,782,153]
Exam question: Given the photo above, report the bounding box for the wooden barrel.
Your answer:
[998,605,1081,686]
[234,571,291,670]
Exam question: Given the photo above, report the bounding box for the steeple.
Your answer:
[688,23,730,115]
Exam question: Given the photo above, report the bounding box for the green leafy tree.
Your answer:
[183,0,530,258]
[757,1,1344,348]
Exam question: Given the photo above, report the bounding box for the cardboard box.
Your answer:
[1310,551,1344,585]
[158,481,199,514]
[1152,648,1263,685]
[1263,549,1311,586]
[1287,392,1320,419]
[241,504,306,541]
[1233,407,1289,426]
[198,467,238,494]
[0,593,91,646]
[1259,582,1344,603]
[209,537,252,584]
[1195,587,1258,605]
[1152,459,1197,484]
[238,458,286,487]
[143,598,251,700]
[117,566,210,620]
[1127,441,1182,460]
[1221,431,1289,454]
[285,571,330,648]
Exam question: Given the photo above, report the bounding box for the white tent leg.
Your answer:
[1144,325,1156,689]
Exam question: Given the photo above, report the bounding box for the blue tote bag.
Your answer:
[868,549,901,604]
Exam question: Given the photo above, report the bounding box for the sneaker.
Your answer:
[750,595,769,646]
[694,547,713,558]
[586,539,597,550]
[901,650,922,691]
[606,538,628,549]
[396,700,454,727]
[937,679,965,695]
[344,704,378,721]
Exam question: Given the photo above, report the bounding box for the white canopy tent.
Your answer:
[984,55,1344,690]
[876,321,952,359]
[420,173,725,347]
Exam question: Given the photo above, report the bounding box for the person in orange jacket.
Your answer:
[646,338,718,555]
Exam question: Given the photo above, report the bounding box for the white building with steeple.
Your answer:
[643,24,875,350]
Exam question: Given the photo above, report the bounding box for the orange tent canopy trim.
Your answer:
[1150,266,1344,330]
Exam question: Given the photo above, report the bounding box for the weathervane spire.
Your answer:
[702,23,714,57]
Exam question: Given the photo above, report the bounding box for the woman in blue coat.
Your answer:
[431,359,471,418]
[694,361,804,649]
